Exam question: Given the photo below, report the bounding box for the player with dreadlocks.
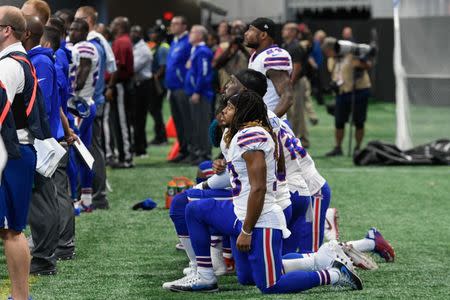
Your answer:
[165,90,363,294]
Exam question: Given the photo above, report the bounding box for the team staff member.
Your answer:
[106,16,134,168]
[75,6,116,209]
[22,15,60,276]
[185,25,213,165]
[0,6,51,299]
[322,37,372,156]
[165,15,192,163]
[130,25,152,157]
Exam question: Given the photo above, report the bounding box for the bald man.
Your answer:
[22,14,61,276]
[21,0,51,24]
[0,5,51,299]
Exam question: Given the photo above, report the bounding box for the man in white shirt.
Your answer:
[130,25,153,156]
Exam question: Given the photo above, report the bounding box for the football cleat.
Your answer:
[315,240,354,272]
[324,208,340,241]
[367,228,395,262]
[169,272,218,292]
[80,201,93,213]
[163,269,196,290]
[341,243,378,270]
[175,243,185,251]
[224,257,235,274]
[332,260,363,290]
[183,262,195,275]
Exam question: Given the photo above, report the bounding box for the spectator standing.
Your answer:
[322,37,372,156]
[165,16,192,163]
[148,25,169,145]
[310,30,326,105]
[130,25,153,156]
[107,16,134,168]
[185,25,213,164]
[213,20,249,93]
[282,22,312,147]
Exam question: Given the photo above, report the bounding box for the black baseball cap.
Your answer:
[250,17,276,39]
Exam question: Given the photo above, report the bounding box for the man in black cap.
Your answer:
[244,17,294,119]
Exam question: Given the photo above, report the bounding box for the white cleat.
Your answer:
[314,240,354,272]
[341,242,378,270]
[325,208,340,241]
[162,271,196,290]
[169,272,218,292]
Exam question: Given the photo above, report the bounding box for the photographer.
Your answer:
[322,37,372,157]
[212,20,250,92]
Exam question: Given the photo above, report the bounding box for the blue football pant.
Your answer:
[186,199,328,294]
[283,192,312,254]
[66,105,96,199]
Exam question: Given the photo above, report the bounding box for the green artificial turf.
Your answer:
[1,100,449,299]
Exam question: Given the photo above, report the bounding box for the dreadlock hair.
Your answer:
[224,90,279,160]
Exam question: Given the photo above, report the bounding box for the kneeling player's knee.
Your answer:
[169,192,188,217]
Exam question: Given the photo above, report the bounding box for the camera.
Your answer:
[334,40,376,59]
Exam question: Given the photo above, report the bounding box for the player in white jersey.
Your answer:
[166,90,362,293]
[245,18,294,119]
[68,20,99,101]
[67,19,99,212]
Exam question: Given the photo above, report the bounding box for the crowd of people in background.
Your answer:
[0,0,374,298]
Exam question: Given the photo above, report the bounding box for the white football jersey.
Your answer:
[248,46,292,117]
[225,126,289,236]
[268,110,311,197]
[69,41,99,100]
[279,120,326,195]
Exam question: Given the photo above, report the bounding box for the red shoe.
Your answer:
[367,227,395,262]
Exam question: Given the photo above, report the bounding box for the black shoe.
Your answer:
[326,147,343,157]
[170,153,188,163]
[56,252,75,261]
[310,118,319,126]
[180,154,198,164]
[30,266,57,276]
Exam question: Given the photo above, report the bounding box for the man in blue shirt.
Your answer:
[22,15,60,276]
[165,16,192,163]
[184,25,213,164]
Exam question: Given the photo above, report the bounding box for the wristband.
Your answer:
[241,228,253,236]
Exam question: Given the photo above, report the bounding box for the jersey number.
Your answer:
[227,162,242,196]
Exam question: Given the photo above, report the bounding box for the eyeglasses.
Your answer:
[0,24,16,31]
